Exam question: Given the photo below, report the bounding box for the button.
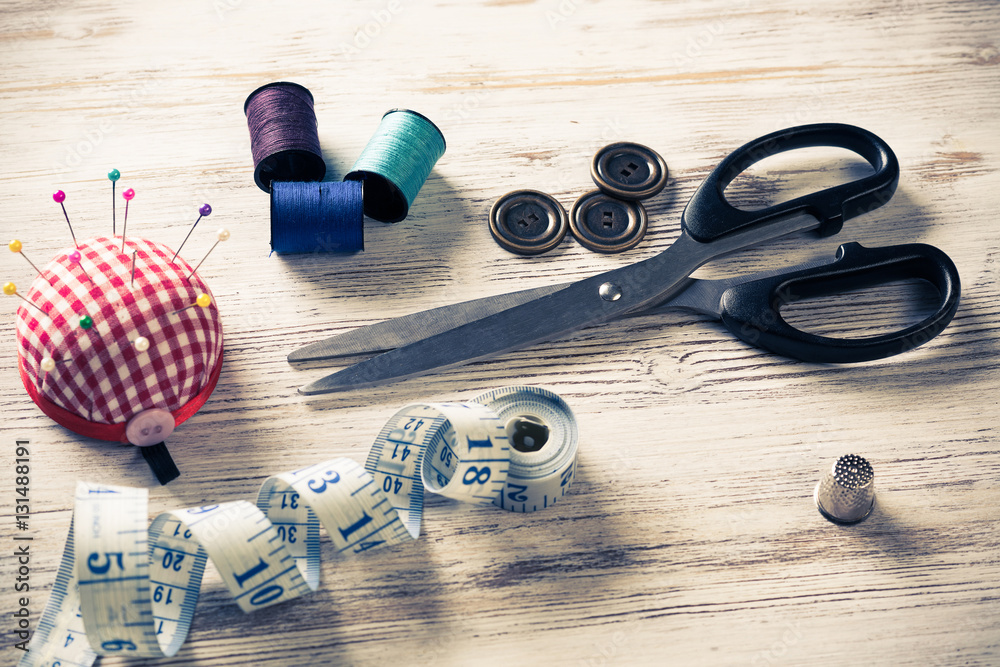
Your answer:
[125,408,176,447]
[489,190,569,255]
[569,191,648,253]
[591,142,668,200]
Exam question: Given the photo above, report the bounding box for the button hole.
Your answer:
[518,211,540,228]
[620,162,640,178]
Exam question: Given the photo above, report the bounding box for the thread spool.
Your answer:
[345,109,446,223]
[244,82,327,192]
[270,181,364,254]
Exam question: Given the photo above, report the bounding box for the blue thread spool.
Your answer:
[344,109,446,223]
[270,181,364,254]
[245,82,327,192]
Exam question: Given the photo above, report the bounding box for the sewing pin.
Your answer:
[68,250,95,285]
[185,228,230,283]
[166,293,211,317]
[133,336,150,352]
[39,355,56,389]
[79,314,94,330]
[108,169,120,235]
[130,250,137,286]
[121,187,135,253]
[8,240,46,279]
[39,355,71,388]
[3,282,46,316]
[171,204,212,263]
[52,190,78,248]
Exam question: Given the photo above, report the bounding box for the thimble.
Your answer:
[814,454,875,524]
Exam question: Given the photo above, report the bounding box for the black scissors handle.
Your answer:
[682,123,900,243]
[720,242,961,363]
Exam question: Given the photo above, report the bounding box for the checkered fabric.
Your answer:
[16,236,224,429]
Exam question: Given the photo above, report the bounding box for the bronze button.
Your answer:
[591,142,668,200]
[489,190,568,255]
[570,190,648,253]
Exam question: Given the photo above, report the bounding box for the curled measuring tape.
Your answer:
[20,387,577,666]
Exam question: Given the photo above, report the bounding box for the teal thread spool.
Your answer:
[344,109,446,223]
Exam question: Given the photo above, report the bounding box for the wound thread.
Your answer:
[270,181,364,254]
[345,109,446,223]
[245,82,327,192]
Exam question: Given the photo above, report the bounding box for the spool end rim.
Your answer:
[382,108,447,151]
[244,81,316,114]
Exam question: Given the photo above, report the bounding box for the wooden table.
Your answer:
[2,1,998,665]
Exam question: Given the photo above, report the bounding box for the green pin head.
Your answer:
[79,314,94,330]
[108,169,120,182]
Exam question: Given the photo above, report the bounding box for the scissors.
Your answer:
[290,123,961,395]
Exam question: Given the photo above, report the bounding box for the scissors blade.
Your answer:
[298,212,821,394]
[298,237,710,394]
[288,283,572,362]
[298,282,621,394]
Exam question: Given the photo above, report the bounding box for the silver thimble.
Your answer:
[814,454,875,524]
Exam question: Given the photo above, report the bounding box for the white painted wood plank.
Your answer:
[0,0,997,665]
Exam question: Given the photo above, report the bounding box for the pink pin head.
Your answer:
[123,188,135,201]
[199,204,212,217]
[69,250,82,263]
[53,190,66,203]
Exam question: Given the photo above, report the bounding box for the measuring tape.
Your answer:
[19,386,577,666]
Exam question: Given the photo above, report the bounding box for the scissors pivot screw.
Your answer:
[598,282,622,301]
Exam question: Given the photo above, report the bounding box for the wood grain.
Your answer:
[1,0,998,665]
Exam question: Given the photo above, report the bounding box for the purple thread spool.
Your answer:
[244,82,327,192]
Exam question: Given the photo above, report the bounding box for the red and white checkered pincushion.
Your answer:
[16,236,223,443]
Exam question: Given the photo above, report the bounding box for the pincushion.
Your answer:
[14,235,224,480]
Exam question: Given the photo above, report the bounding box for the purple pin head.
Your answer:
[69,250,81,263]
[53,190,66,203]
[199,204,212,217]
[123,188,135,201]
